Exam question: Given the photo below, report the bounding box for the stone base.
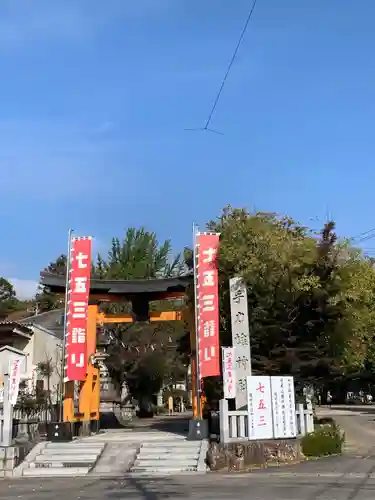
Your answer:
[207,438,303,472]
[188,418,209,440]
[0,444,33,477]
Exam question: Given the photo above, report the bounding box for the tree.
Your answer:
[335,246,375,375]
[36,255,67,312]
[94,228,185,280]
[95,228,189,405]
[0,277,17,317]
[201,207,350,395]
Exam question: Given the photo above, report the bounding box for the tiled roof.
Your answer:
[19,309,64,340]
[0,321,33,336]
[40,272,193,297]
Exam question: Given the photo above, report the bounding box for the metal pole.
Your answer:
[192,223,202,419]
[59,228,74,422]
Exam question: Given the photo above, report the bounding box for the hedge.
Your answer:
[301,421,344,457]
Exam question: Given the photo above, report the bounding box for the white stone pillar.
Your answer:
[2,374,13,447]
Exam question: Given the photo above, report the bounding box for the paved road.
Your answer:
[317,405,375,456]
[1,406,375,499]
[3,456,375,500]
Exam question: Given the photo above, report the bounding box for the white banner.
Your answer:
[222,347,236,399]
[271,376,297,439]
[247,375,273,440]
[8,358,22,405]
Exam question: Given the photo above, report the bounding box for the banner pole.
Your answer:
[59,228,74,422]
[193,222,202,419]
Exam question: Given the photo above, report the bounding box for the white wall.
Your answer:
[31,326,62,401]
[0,327,62,402]
[0,349,27,376]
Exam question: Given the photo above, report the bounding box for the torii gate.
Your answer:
[40,272,203,427]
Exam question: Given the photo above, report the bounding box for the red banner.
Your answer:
[66,237,92,381]
[196,233,220,378]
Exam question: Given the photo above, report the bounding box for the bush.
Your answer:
[152,404,167,415]
[301,422,344,457]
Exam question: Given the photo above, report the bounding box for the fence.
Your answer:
[219,399,314,444]
[0,405,55,445]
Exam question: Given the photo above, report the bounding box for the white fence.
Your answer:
[219,399,314,444]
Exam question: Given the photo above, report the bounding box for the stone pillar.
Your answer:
[2,374,13,447]
[157,389,163,407]
[121,381,129,402]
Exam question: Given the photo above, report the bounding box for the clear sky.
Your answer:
[1,0,375,298]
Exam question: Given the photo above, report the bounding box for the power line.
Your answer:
[185,0,259,135]
[351,227,375,242]
[358,234,375,244]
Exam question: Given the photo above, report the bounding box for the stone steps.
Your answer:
[138,453,200,460]
[32,454,99,464]
[17,428,207,477]
[23,467,90,477]
[20,441,105,477]
[41,448,103,456]
[46,439,105,450]
[131,466,197,474]
[130,438,203,474]
[134,459,198,468]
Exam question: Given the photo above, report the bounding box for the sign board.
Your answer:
[247,375,273,440]
[66,236,92,381]
[196,233,220,378]
[222,347,236,399]
[8,358,22,405]
[230,277,251,409]
[271,376,297,439]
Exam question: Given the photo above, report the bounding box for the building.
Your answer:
[0,310,64,401]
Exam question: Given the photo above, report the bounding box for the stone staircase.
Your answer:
[15,428,208,477]
[130,434,207,474]
[18,441,105,477]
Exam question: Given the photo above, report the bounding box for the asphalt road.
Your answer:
[3,456,375,500]
[317,405,375,456]
[1,406,375,499]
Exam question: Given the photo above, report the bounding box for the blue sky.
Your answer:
[1,0,375,298]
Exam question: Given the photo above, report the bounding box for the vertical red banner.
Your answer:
[196,233,220,378]
[66,237,92,381]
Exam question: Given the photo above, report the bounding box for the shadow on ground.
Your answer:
[99,411,191,437]
[148,415,190,436]
[100,412,127,429]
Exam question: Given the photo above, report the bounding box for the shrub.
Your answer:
[153,404,167,415]
[301,422,344,457]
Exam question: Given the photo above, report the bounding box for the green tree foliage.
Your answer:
[0,277,18,316]
[36,254,67,312]
[203,207,366,393]
[94,228,188,402]
[335,246,375,375]
[93,228,185,280]
[36,213,375,401]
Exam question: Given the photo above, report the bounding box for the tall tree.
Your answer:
[94,228,189,404]
[0,278,17,317]
[94,228,185,280]
[202,207,350,394]
[36,255,67,312]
